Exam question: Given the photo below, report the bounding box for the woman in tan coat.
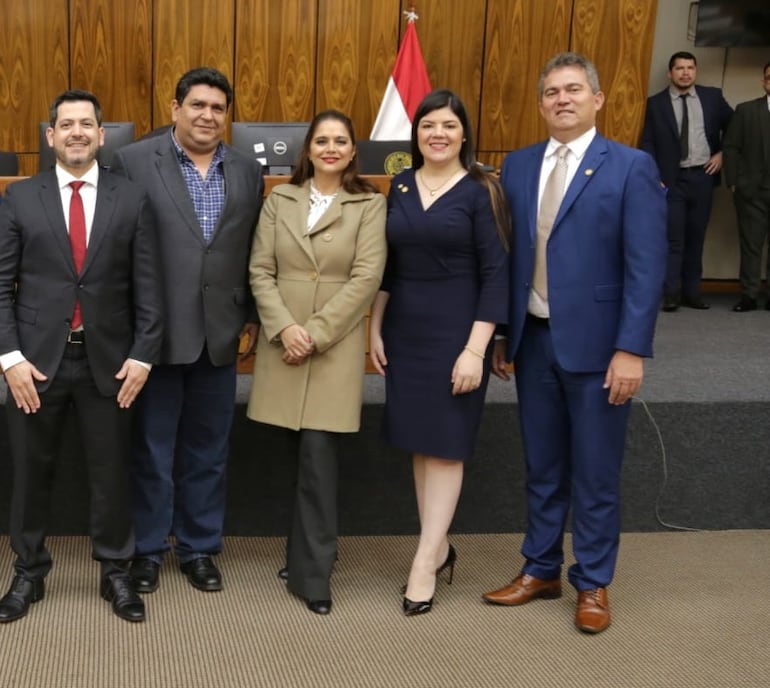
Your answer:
[247,110,386,615]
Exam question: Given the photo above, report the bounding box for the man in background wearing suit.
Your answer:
[722,62,770,312]
[641,51,732,312]
[0,90,163,623]
[482,53,667,633]
[110,68,264,595]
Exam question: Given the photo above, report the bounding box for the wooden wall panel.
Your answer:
[0,0,68,168]
[402,0,486,135]
[571,0,657,147]
[70,0,153,134]
[316,0,400,138]
[479,0,572,158]
[234,0,316,122]
[153,0,235,130]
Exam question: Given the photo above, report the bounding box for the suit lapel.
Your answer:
[81,174,118,275]
[552,135,607,232]
[154,141,205,245]
[663,90,679,139]
[38,172,76,274]
[527,143,547,243]
[275,183,318,266]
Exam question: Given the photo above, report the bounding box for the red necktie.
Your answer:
[69,181,87,329]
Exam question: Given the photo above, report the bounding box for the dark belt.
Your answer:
[526,313,549,327]
[679,165,705,172]
[67,330,85,344]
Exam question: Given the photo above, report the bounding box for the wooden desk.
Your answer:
[1,175,391,375]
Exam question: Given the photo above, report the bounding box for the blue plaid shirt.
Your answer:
[171,130,226,242]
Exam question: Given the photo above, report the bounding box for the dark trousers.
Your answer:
[131,348,235,563]
[6,342,134,581]
[286,429,339,601]
[514,319,630,590]
[734,188,770,299]
[664,166,715,299]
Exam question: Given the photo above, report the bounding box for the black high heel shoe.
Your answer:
[401,544,457,615]
[400,544,457,594]
[436,544,457,585]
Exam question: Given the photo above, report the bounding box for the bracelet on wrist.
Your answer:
[463,345,485,359]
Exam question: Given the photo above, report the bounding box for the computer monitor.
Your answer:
[356,140,412,175]
[231,122,309,175]
[39,121,135,172]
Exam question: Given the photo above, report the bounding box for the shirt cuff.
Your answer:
[0,350,26,373]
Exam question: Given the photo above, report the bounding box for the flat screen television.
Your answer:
[356,140,412,175]
[231,122,309,175]
[39,121,135,172]
[695,0,770,46]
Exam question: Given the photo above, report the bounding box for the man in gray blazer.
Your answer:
[0,90,163,623]
[723,61,770,312]
[110,68,264,595]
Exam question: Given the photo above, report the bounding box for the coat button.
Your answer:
[322,233,332,242]
[309,271,318,280]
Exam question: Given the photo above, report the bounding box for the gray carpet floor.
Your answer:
[0,531,767,688]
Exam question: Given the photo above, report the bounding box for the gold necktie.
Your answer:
[533,145,569,300]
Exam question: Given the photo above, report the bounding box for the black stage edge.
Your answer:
[0,400,768,537]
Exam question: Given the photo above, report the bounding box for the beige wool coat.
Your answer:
[247,182,387,432]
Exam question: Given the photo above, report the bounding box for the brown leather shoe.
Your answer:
[575,587,611,633]
[482,573,562,606]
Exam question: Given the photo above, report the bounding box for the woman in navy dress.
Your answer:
[369,90,510,615]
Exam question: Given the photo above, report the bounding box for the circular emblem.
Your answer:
[384,151,412,175]
[273,140,288,156]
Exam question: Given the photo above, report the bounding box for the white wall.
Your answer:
[647,0,769,280]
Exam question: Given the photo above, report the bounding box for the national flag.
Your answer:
[370,10,432,141]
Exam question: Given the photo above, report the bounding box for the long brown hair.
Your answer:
[290,109,378,195]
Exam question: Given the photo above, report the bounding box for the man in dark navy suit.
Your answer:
[640,51,732,312]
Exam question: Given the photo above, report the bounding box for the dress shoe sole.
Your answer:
[482,588,562,606]
[185,578,223,592]
[575,618,611,634]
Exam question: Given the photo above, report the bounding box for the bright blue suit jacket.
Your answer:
[501,134,668,372]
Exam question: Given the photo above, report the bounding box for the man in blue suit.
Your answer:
[640,51,732,312]
[482,53,667,633]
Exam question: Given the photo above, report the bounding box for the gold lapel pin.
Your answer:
[584,169,593,176]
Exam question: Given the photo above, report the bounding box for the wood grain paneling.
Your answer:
[402,0,486,133]
[0,0,68,157]
[479,0,572,155]
[70,0,153,135]
[571,0,657,146]
[317,0,400,138]
[234,0,316,122]
[153,0,235,129]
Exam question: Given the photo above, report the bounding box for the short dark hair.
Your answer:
[538,52,600,98]
[764,61,770,75]
[290,109,377,195]
[668,51,697,70]
[49,89,102,127]
[174,67,233,109]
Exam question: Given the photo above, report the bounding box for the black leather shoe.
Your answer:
[661,295,679,312]
[0,575,44,623]
[101,574,145,622]
[681,297,710,310]
[130,558,160,593]
[277,567,289,581]
[180,557,222,592]
[732,296,757,312]
[306,599,332,615]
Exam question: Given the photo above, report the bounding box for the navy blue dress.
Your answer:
[381,169,509,461]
